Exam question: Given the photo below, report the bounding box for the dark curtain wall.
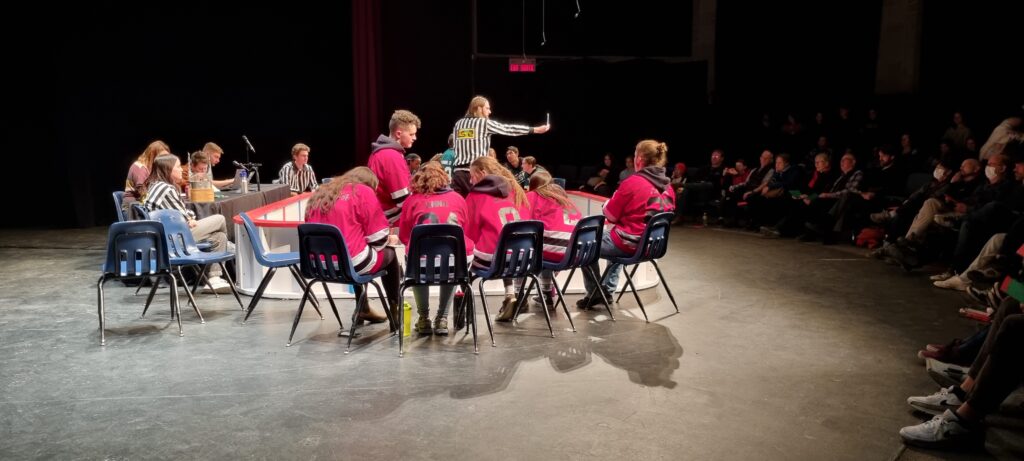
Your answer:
[11,2,355,228]
[351,0,382,166]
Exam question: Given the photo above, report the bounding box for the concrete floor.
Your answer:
[0,226,996,460]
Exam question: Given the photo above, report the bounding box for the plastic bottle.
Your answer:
[402,301,412,337]
[239,169,248,194]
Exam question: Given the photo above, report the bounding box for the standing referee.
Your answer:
[450,96,550,196]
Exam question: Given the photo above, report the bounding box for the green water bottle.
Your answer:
[402,301,412,337]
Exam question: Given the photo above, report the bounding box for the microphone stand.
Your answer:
[243,139,262,192]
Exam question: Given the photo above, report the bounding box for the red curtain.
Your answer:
[351,0,382,166]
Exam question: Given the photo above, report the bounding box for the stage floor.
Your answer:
[0,226,994,460]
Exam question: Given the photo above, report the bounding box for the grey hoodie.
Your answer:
[470,174,511,198]
[371,134,405,155]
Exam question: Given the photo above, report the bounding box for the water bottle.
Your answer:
[402,301,413,337]
[239,169,248,193]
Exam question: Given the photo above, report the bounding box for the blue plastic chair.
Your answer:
[112,191,127,222]
[398,224,476,356]
[552,177,567,189]
[296,223,396,351]
[131,203,151,220]
[239,212,324,323]
[97,221,181,345]
[543,215,611,322]
[602,212,678,322]
[470,220,556,338]
[148,210,244,322]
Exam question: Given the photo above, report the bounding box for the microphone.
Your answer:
[242,135,256,153]
[232,160,248,170]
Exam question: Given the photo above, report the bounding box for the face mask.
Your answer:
[933,168,945,180]
[985,166,998,180]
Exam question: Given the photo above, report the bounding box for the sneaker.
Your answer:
[899,410,980,449]
[907,386,965,416]
[495,295,519,322]
[202,276,233,294]
[226,241,237,254]
[759,226,781,239]
[930,270,956,282]
[933,213,961,229]
[414,316,432,335]
[926,358,969,388]
[532,290,556,310]
[934,275,969,291]
[356,307,388,324]
[966,283,1004,310]
[870,210,893,224]
[576,290,610,310]
[433,317,449,336]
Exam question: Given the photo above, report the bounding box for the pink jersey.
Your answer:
[398,189,474,256]
[305,183,391,274]
[527,190,582,262]
[603,174,675,253]
[368,144,411,225]
[465,175,531,269]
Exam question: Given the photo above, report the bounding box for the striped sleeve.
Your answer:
[360,187,391,251]
[485,119,531,137]
[144,181,195,220]
[277,163,297,192]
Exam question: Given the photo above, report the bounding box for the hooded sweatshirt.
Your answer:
[603,166,675,252]
[369,134,411,225]
[398,187,474,256]
[305,183,391,275]
[528,188,583,262]
[465,175,531,269]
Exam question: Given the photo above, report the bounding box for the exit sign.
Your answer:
[509,57,537,73]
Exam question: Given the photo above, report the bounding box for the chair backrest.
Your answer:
[239,212,273,266]
[404,224,469,285]
[102,221,171,277]
[483,220,544,279]
[297,223,362,283]
[555,215,605,269]
[633,212,674,261]
[552,177,567,189]
[131,203,151,220]
[149,209,203,258]
[112,191,127,222]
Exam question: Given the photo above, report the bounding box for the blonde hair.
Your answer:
[465,96,489,118]
[529,170,577,212]
[389,109,422,133]
[409,162,450,194]
[202,142,223,155]
[291,143,310,157]
[305,166,379,217]
[470,156,527,208]
[136,140,170,169]
[635,139,668,167]
[522,156,538,167]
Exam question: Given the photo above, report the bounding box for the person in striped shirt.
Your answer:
[305,167,400,324]
[369,110,420,225]
[277,143,319,196]
[450,96,550,196]
[579,140,675,309]
[142,153,233,293]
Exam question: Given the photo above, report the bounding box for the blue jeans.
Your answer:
[584,230,633,297]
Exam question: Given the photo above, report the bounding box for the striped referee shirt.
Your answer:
[143,181,196,220]
[277,162,319,194]
[451,117,532,167]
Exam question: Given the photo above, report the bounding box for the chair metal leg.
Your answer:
[346,285,367,353]
[398,285,409,357]
[319,283,344,330]
[551,276,576,332]
[287,266,320,311]
[219,262,245,310]
[97,275,107,346]
[620,266,647,322]
[142,275,161,318]
[368,280,396,334]
[529,275,555,338]
[177,268,204,323]
[615,265,640,303]
[650,260,679,312]
[243,267,276,323]
[584,266,615,321]
[134,276,154,296]
[553,267,576,313]
[191,265,217,297]
[511,277,534,322]
[475,280,494,349]
[287,282,315,346]
[168,274,183,336]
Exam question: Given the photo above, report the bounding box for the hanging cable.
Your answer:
[521,0,526,57]
[574,0,581,18]
[541,0,547,46]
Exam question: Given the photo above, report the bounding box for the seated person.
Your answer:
[678,149,727,216]
[123,140,170,213]
[202,142,236,190]
[744,153,801,229]
[619,156,636,183]
[521,155,546,185]
[305,167,399,324]
[503,146,530,189]
[719,150,775,227]
[405,153,421,176]
[180,150,210,187]
[277,143,319,197]
[761,153,838,237]
[141,153,233,293]
[579,153,620,196]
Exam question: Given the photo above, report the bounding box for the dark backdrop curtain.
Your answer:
[351,0,382,165]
